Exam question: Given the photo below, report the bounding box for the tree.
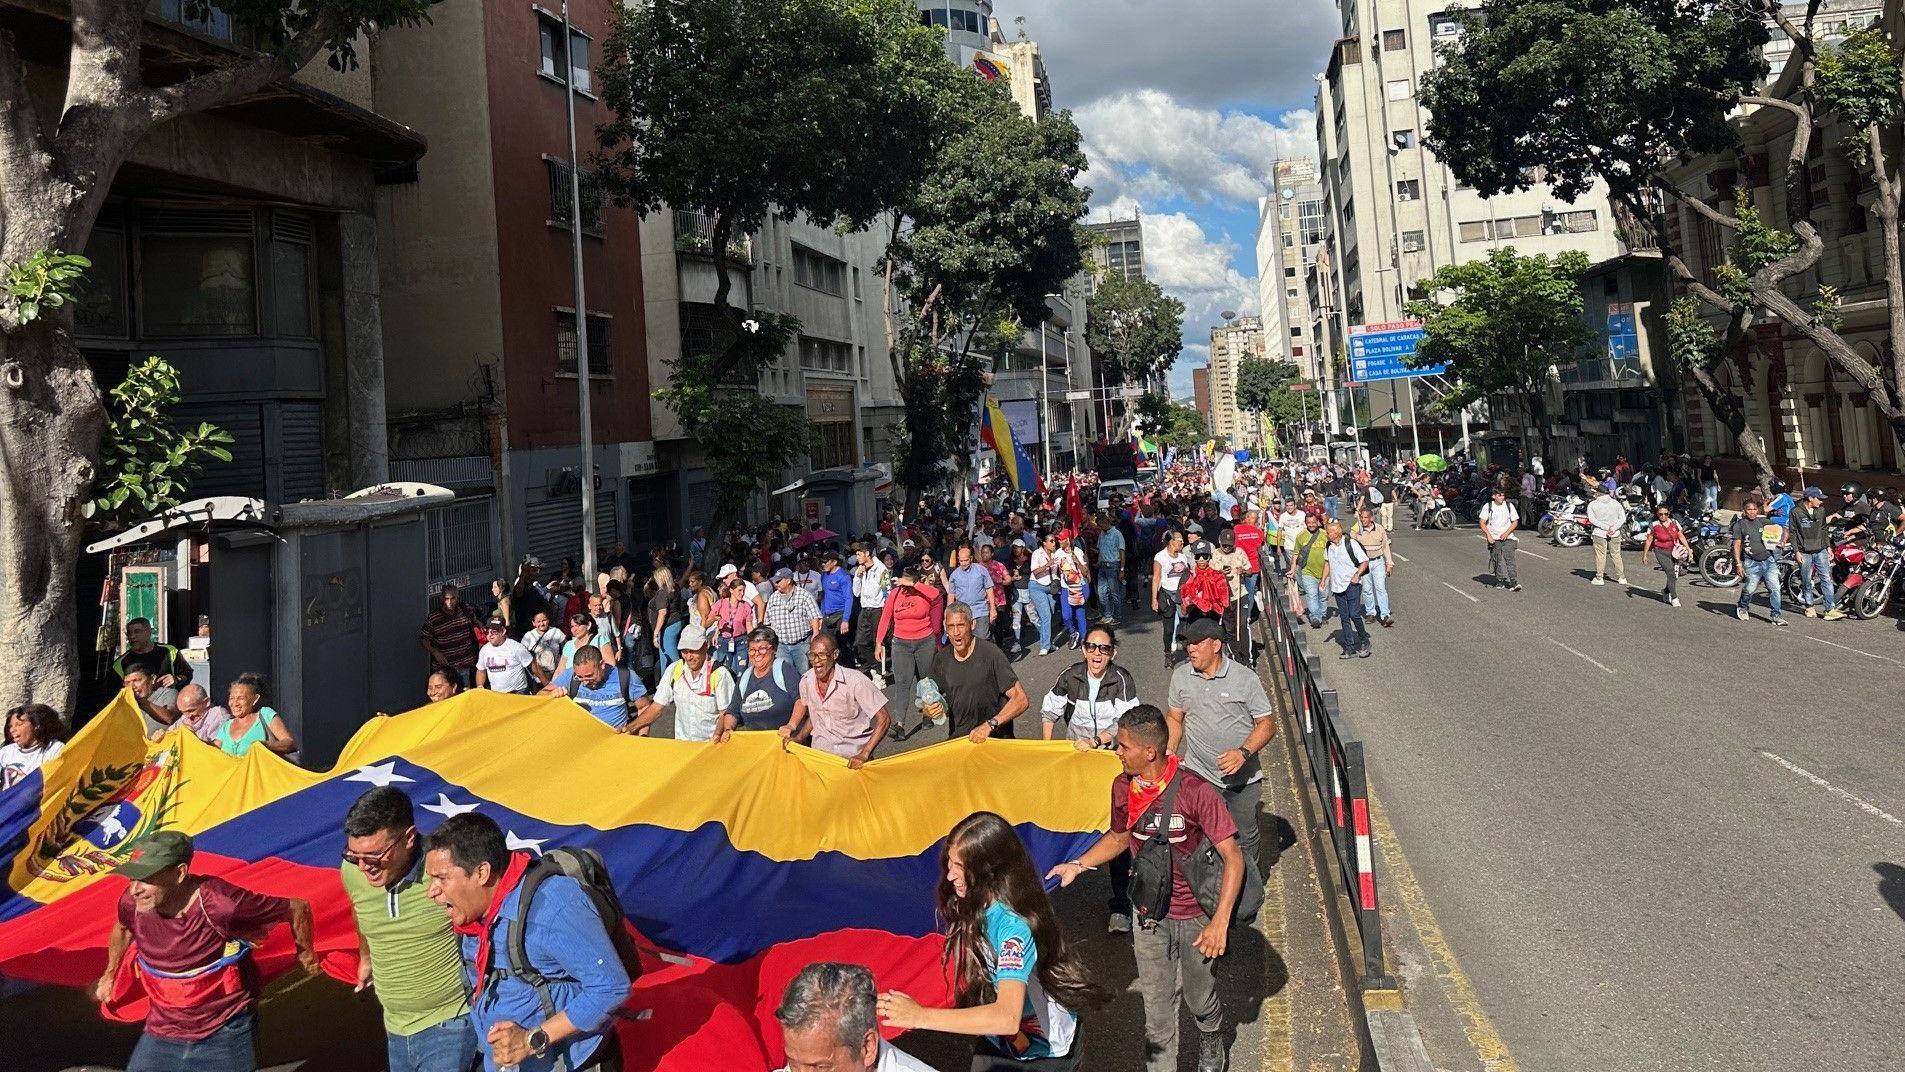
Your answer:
[1234,356,1309,451]
[1085,274,1185,390]
[883,74,1091,506]
[86,356,234,529]
[595,0,953,557]
[655,329,813,535]
[1403,247,1595,470]
[1419,1,1905,481]
[1147,398,1210,450]
[0,0,438,711]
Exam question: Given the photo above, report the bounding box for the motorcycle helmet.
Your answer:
[1875,487,1896,502]
[1769,480,1787,494]
[1839,481,1864,500]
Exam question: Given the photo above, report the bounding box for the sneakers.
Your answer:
[1380,617,1394,628]
[1197,1030,1229,1072]
[1358,646,1372,658]
[1510,584,1523,592]
[1670,597,1681,607]
[1591,577,1606,586]
[1339,651,1357,659]
[1735,607,1749,621]
[1772,617,1790,628]
[1038,648,1053,657]
[1107,912,1131,935]
[1805,606,1819,618]
[1824,608,1846,621]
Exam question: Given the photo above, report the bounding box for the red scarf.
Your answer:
[454,850,532,999]
[1126,755,1182,818]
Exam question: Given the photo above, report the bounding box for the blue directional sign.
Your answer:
[1348,322,1447,382]
[1606,305,1639,361]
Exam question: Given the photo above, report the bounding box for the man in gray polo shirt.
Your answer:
[1166,617,1277,868]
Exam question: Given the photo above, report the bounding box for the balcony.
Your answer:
[673,210,754,266]
[1559,355,1646,389]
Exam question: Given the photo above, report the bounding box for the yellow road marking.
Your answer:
[1369,796,1520,1072]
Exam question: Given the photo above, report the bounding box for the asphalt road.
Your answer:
[4,606,1333,1072]
[1311,522,1905,1072]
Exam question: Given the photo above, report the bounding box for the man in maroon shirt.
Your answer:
[419,584,483,687]
[1046,704,1245,1072]
[95,831,318,1072]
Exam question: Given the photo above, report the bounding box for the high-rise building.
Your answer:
[1208,316,1266,448]
[1192,365,1212,428]
[1256,160,1327,386]
[1313,0,1623,455]
[1086,216,1146,283]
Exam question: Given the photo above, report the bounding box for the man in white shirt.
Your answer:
[474,617,547,694]
[775,962,938,1072]
[1585,486,1630,586]
[1477,487,1523,592]
[850,544,890,684]
[637,625,733,741]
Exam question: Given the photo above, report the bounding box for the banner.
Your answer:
[981,395,1042,494]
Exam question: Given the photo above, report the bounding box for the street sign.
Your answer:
[1290,383,1311,392]
[1347,320,1448,381]
[1064,390,1091,402]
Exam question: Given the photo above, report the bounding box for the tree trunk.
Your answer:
[1865,122,1905,451]
[0,320,105,714]
[1683,357,1775,492]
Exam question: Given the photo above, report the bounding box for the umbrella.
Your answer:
[1416,454,1448,473]
[790,527,838,550]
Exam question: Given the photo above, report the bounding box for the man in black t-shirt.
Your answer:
[1731,499,1787,626]
[927,602,1027,742]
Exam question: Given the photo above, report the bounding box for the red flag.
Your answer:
[1065,476,1085,534]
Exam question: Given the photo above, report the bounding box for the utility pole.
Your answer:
[1038,321,1052,477]
[560,0,597,583]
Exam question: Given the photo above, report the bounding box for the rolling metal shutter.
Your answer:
[175,402,265,499]
[525,492,619,567]
[279,402,324,500]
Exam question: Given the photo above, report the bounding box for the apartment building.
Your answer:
[1256,160,1328,385]
[1208,316,1267,448]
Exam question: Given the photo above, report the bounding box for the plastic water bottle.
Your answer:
[916,678,946,726]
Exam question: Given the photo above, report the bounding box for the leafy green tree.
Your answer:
[86,358,235,529]
[1136,394,1209,450]
[883,75,1091,505]
[656,344,814,534]
[1234,357,1309,453]
[1086,274,1186,388]
[1420,1,1905,467]
[1404,248,1594,469]
[0,0,440,711]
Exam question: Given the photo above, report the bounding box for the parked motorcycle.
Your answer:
[1546,494,1590,548]
[1850,535,1904,619]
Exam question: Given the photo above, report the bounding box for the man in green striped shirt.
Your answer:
[341,787,475,1072]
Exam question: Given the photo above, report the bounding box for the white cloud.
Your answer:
[1076,91,1318,206]
[1096,210,1260,401]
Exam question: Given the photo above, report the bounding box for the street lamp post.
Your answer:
[560,0,597,583]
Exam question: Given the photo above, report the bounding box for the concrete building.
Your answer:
[1192,366,1212,427]
[1313,0,1623,456]
[55,2,418,510]
[1086,216,1146,283]
[1208,316,1266,448]
[1256,160,1328,386]
[374,0,655,590]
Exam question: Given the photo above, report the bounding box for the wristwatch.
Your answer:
[528,1028,550,1056]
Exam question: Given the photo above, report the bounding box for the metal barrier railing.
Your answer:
[1260,567,1388,986]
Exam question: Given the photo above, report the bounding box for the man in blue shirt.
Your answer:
[1764,480,1795,530]
[540,646,655,732]
[945,544,997,640]
[1095,516,1127,623]
[818,548,856,664]
[424,814,629,1072]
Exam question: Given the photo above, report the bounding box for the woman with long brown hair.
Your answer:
[877,811,1106,1069]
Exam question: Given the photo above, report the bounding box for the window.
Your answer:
[266,212,313,337]
[792,245,846,296]
[680,304,737,366]
[1557,209,1599,233]
[1292,345,1305,357]
[1401,229,1426,253]
[1383,28,1407,50]
[1396,179,1421,201]
[545,157,604,234]
[1386,78,1412,100]
[950,7,983,33]
[556,311,611,377]
[811,422,856,471]
[1428,12,1460,38]
[1284,266,1298,277]
[75,226,128,338]
[1290,326,1302,338]
[1287,287,1299,299]
[799,335,852,374]
[537,14,592,93]
[140,214,257,337]
[1459,220,1490,243]
[426,497,498,590]
[1393,129,1416,150]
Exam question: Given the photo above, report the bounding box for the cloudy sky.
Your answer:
[998,0,1337,398]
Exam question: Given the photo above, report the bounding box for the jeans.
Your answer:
[1488,539,1518,587]
[854,606,884,669]
[1098,565,1125,620]
[1132,914,1223,1072]
[1029,583,1058,653]
[783,637,811,676]
[1156,588,1181,654]
[1704,481,1721,512]
[1334,584,1369,653]
[889,635,937,721]
[1296,573,1326,623]
[1797,548,1836,610]
[1738,557,1783,619]
[716,635,744,674]
[1592,533,1626,583]
[1059,584,1090,643]
[1653,549,1679,602]
[1010,587,1036,650]
[1360,558,1390,619]
[387,1013,479,1072]
[659,619,685,673]
[130,1011,257,1072]
[1324,495,1339,520]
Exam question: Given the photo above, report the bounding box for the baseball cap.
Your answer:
[485,616,507,630]
[773,567,795,581]
[1192,541,1214,558]
[115,830,193,880]
[1182,618,1225,644]
[1804,486,1825,500]
[716,563,739,579]
[678,624,711,650]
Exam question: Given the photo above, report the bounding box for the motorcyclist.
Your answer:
[1828,481,1871,540]
[1868,487,1902,536]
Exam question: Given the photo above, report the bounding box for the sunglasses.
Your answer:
[342,837,408,869]
[1083,641,1113,654]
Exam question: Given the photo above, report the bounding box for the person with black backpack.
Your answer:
[423,813,635,1072]
[1046,705,1249,1072]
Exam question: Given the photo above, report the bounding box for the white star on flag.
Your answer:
[344,762,414,787]
[505,831,547,855]
[420,793,480,818]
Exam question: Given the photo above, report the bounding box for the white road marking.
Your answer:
[1805,634,1905,669]
[1759,751,1903,825]
[1544,635,1617,674]
[1392,552,1409,562]
[1441,581,1480,603]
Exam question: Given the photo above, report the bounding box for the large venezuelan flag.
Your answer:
[980,395,1042,494]
[0,692,1117,1070]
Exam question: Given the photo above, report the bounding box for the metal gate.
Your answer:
[525,492,618,568]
